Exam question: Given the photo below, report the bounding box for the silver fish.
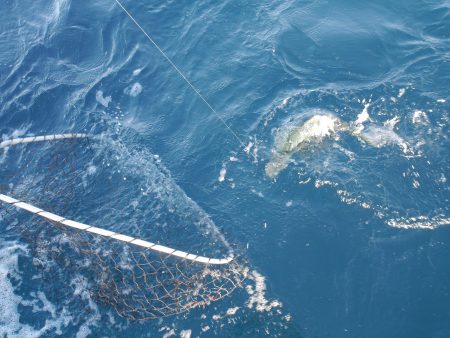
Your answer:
[265,114,348,178]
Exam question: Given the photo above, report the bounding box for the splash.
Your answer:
[218,167,227,182]
[358,125,409,153]
[95,90,111,108]
[386,216,450,229]
[354,102,371,127]
[412,110,430,125]
[245,270,282,312]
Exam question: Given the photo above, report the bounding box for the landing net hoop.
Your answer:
[0,134,244,320]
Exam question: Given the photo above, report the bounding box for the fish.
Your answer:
[265,114,348,178]
[265,112,411,178]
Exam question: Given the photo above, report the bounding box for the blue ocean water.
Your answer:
[1,0,449,337]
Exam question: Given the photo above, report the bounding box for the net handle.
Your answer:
[0,134,234,265]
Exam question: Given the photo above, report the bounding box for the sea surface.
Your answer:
[1,0,449,337]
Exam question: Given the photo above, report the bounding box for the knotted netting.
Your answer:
[0,134,246,320]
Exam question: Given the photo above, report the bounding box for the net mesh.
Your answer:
[0,136,245,320]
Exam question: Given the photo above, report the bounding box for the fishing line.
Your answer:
[114,0,247,148]
[0,2,252,321]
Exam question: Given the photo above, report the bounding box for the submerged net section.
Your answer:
[0,134,245,320]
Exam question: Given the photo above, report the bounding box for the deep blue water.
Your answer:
[1,0,450,337]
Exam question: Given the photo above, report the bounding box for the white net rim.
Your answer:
[0,134,234,265]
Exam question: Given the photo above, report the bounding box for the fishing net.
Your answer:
[0,135,246,320]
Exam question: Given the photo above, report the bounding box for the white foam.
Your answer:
[299,177,311,185]
[315,179,337,189]
[71,276,100,337]
[162,328,176,338]
[412,110,430,125]
[251,189,264,198]
[336,189,371,209]
[1,127,32,165]
[383,116,400,129]
[132,68,143,76]
[218,167,227,182]
[180,329,192,338]
[360,125,409,153]
[245,270,282,312]
[2,125,30,142]
[0,242,30,337]
[86,165,97,175]
[226,306,240,315]
[299,115,339,140]
[386,216,450,229]
[252,141,259,163]
[124,82,143,97]
[398,88,406,98]
[95,90,111,108]
[0,241,76,337]
[438,173,447,183]
[244,142,253,154]
[278,96,291,109]
[355,102,371,126]
[76,326,92,338]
